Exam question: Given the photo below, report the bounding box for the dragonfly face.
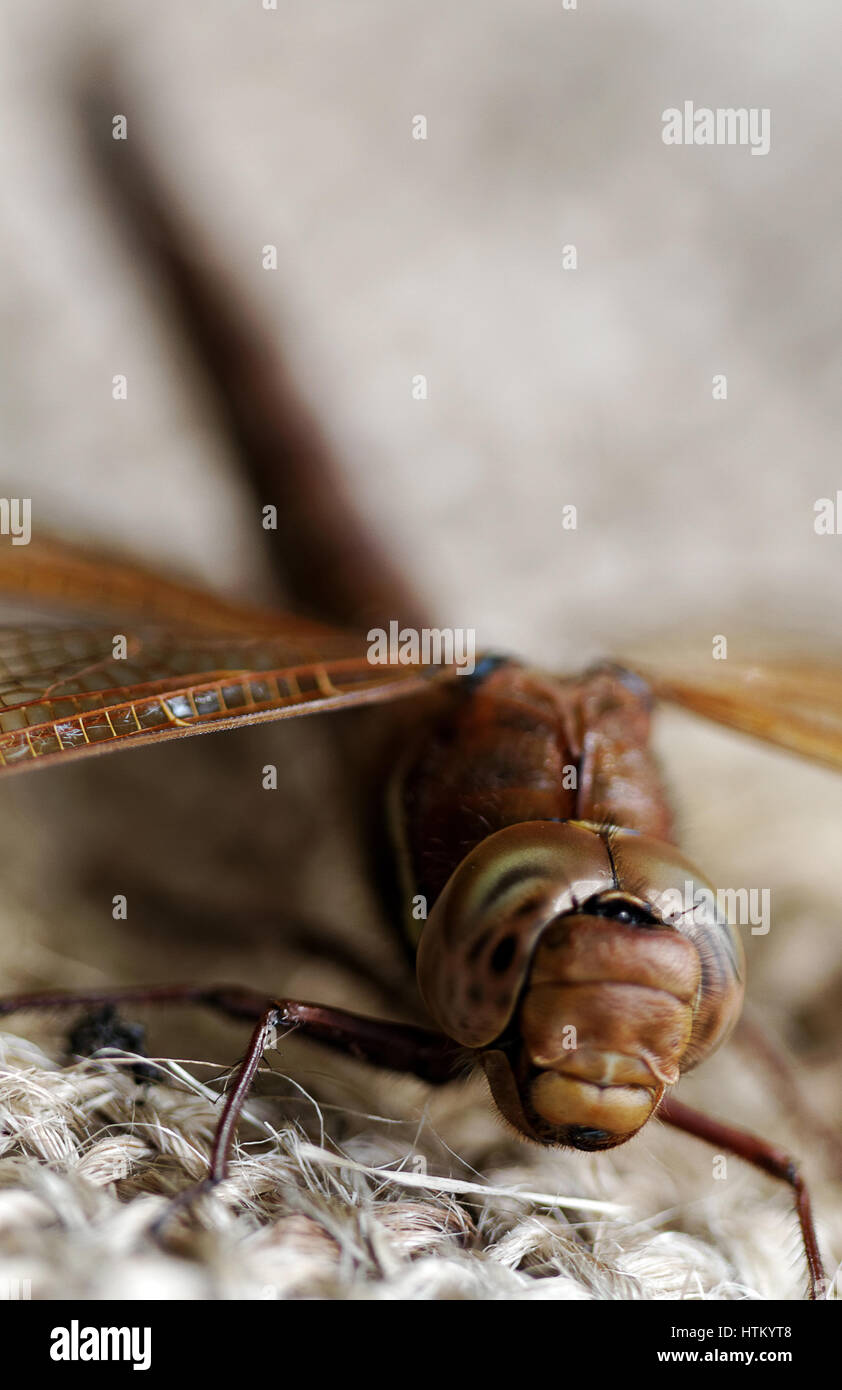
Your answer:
[416,820,745,1150]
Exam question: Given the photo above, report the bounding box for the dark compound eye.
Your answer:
[490,935,517,973]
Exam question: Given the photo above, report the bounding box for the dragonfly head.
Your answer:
[416,820,744,1150]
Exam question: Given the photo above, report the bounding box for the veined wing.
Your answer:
[0,623,447,774]
[0,537,447,774]
[0,535,330,637]
[637,655,842,772]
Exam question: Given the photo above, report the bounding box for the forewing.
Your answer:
[0,535,328,637]
[638,655,842,772]
[0,623,443,774]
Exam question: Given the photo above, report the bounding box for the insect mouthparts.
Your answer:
[566,1126,613,1149]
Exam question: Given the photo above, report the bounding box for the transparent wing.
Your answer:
[0,538,445,774]
[636,655,842,772]
[0,624,445,774]
[0,535,328,637]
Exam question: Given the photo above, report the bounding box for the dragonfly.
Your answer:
[0,534,840,1299]
[1,91,839,1301]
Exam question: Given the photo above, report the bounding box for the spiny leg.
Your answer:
[658,1094,827,1300]
[208,1004,280,1182]
[0,983,463,1184]
[205,997,464,1181]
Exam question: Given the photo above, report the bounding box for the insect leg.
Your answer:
[657,1095,827,1299]
[0,984,463,1181]
[0,984,460,1077]
[208,1004,280,1181]
[82,88,424,632]
[0,982,264,1021]
[206,1000,462,1180]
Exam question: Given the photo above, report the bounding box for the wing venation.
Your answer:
[637,656,842,772]
[0,624,445,773]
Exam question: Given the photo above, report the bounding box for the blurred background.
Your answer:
[0,0,840,1298]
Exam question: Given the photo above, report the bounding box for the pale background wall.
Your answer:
[0,0,840,1298]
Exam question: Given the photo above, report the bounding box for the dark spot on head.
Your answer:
[490,935,516,974]
[467,983,483,1004]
